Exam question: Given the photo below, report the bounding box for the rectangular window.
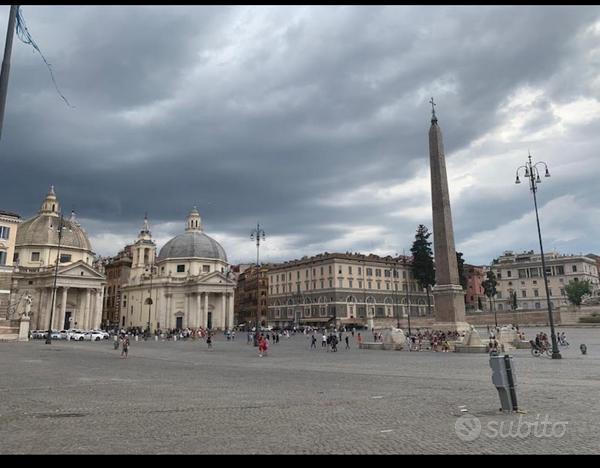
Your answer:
[384,270,391,278]
[368,281,372,289]
[348,266,353,275]
[358,267,362,275]
[529,268,539,277]
[59,254,71,263]
[276,285,280,294]
[518,269,528,278]
[507,270,512,277]
[338,267,342,275]
[203,265,210,273]
[556,265,565,275]
[572,265,577,272]
[376,281,381,290]
[348,279,353,288]
[366,268,373,276]
[31,252,40,261]
[0,226,10,239]
[521,290,527,298]
[338,278,343,288]
[328,279,333,288]
[375,269,381,277]
[535,302,541,309]
[328,265,332,274]
[386,282,390,290]
[534,289,539,297]
[0,251,6,266]
[320,280,324,289]
[177,265,185,273]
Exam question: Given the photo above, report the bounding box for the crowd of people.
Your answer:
[109,322,569,359]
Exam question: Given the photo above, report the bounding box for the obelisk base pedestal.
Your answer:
[433,284,469,332]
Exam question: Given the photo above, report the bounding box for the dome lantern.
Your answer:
[186,206,202,232]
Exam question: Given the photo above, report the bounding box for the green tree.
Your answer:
[481,270,498,312]
[456,251,467,290]
[410,225,436,315]
[565,279,592,306]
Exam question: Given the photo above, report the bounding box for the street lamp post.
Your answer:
[145,264,155,337]
[515,152,561,359]
[402,253,412,337]
[250,222,265,346]
[45,213,70,344]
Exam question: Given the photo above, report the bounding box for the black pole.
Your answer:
[0,5,18,142]
[45,214,64,344]
[531,172,561,359]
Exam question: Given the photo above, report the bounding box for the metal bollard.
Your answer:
[490,354,518,412]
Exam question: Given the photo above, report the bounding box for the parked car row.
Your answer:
[30,329,110,341]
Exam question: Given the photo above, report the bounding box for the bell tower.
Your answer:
[39,185,60,216]
[132,213,156,272]
[185,206,202,232]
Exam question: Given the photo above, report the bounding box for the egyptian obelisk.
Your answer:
[428,98,469,332]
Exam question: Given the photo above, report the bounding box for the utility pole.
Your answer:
[0,5,18,141]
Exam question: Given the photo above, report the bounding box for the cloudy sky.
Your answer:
[2,5,600,266]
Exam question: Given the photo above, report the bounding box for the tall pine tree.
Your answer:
[410,225,436,316]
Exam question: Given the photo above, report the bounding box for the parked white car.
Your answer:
[70,330,87,341]
[84,331,104,341]
[91,329,109,340]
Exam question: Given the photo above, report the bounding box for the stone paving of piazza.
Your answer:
[1,327,599,454]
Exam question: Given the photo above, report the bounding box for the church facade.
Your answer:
[10,186,106,330]
[120,208,235,332]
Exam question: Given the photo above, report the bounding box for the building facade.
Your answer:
[102,244,133,327]
[490,250,599,312]
[10,186,106,330]
[120,208,235,331]
[464,264,487,311]
[267,252,430,329]
[0,210,22,318]
[233,264,269,327]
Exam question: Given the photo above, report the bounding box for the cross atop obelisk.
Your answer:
[428,99,468,331]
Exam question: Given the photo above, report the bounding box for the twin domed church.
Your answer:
[10,186,234,332]
[122,207,235,331]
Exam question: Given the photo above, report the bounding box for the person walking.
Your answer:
[357,333,362,347]
[322,333,327,348]
[311,334,317,349]
[121,334,130,359]
[345,335,350,349]
[207,333,213,349]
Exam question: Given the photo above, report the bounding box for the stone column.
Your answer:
[196,293,202,329]
[220,293,226,330]
[37,288,46,329]
[228,293,234,329]
[165,294,172,329]
[83,289,91,330]
[428,105,468,331]
[94,289,103,329]
[203,292,208,328]
[58,287,68,330]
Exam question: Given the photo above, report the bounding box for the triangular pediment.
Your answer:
[58,260,106,279]
[201,270,236,286]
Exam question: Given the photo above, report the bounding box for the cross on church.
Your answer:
[429,97,436,118]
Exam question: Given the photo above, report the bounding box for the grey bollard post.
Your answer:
[490,354,517,412]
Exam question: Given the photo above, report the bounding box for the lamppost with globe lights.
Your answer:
[515,152,561,359]
[45,213,71,344]
[250,223,265,346]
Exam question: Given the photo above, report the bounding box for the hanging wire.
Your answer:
[15,6,73,108]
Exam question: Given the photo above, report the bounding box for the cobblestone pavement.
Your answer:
[0,327,599,454]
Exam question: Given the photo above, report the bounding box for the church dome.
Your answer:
[15,186,93,252]
[157,207,227,261]
[16,215,92,252]
[158,231,227,261]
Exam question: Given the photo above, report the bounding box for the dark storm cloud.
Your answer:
[1,5,600,264]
